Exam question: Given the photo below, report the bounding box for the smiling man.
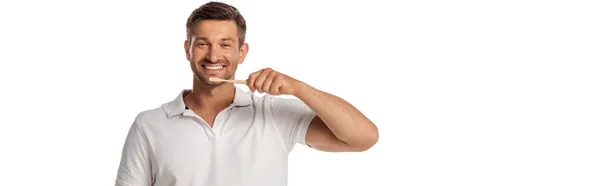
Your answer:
[114,1,379,186]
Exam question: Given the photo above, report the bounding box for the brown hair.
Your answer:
[186,1,247,47]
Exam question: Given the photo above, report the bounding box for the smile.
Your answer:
[202,65,225,70]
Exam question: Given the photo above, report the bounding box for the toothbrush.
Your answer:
[208,77,247,85]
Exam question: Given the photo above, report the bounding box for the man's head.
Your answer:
[184,1,248,87]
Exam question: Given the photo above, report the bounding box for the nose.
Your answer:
[206,47,223,63]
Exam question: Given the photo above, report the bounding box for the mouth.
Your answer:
[202,64,226,70]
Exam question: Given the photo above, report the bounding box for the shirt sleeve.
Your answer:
[268,96,317,152]
[115,118,153,186]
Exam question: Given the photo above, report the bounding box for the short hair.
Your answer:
[186,1,247,47]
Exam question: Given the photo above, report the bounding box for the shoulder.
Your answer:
[253,94,302,107]
[132,106,167,129]
[260,94,312,116]
[268,95,307,107]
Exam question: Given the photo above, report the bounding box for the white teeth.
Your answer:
[205,65,224,70]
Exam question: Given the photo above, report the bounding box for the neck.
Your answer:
[183,78,236,112]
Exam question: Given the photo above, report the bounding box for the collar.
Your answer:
[162,85,253,118]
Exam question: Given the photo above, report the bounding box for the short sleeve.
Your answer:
[114,118,153,186]
[268,96,317,152]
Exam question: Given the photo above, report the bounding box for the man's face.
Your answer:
[185,20,248,87]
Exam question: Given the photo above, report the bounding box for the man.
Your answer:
[115,1,378,186]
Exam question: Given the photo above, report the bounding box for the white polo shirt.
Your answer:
[115,86,317,186]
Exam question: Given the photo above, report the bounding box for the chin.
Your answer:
[193,71,232,85]
[198,76,228,86]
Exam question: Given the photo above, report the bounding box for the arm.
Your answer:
[115,120,153,186]
[246,68,379,152]
[295,83,379,152]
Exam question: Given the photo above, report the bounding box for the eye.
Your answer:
[221,44,231,47]
[197,43,208,47]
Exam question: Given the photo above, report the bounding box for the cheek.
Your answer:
[224,50,240,61]
[221,49,235,58]
[190,49,205,61]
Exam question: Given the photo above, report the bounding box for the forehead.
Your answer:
[192,20,239,40]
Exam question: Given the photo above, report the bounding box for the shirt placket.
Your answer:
[182,110,216,140]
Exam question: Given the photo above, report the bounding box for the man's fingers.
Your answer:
[269,78,283,94]
[247,70,263,92]
[262,71,277,94]
[253,68,272,93]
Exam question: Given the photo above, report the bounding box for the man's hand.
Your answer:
[247,68,378,152]
[246,68,305,96]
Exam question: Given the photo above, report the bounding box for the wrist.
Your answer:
[292,81,312,98]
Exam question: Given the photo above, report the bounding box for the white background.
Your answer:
[1,0,599,185]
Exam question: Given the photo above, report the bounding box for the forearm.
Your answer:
[293,82,379,148]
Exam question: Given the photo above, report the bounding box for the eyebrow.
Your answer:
[196,37,235,42]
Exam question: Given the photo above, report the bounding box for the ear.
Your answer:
[237,43,249,64]
[184,40,191,61]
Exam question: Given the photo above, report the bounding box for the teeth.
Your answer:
[205,65,224,70]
